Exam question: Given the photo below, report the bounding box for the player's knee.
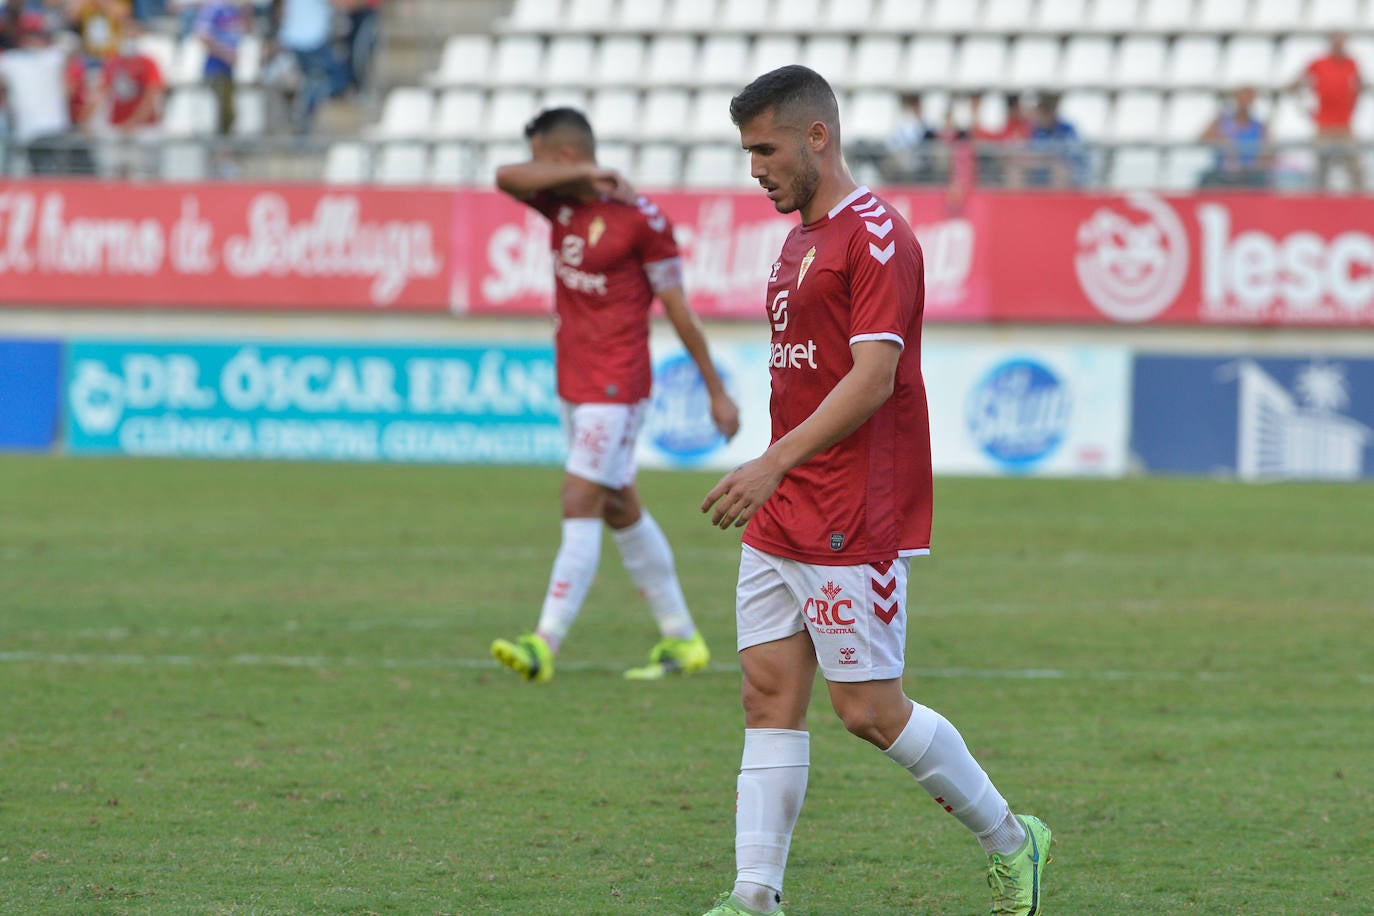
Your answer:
[832,698,886,746]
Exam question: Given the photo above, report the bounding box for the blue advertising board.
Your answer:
[1132,355,1374,479]
[64,341,563,464]
[0,339,62,452]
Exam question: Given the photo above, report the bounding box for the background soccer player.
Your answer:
[490,108,740,683]
[698,67,1051,916]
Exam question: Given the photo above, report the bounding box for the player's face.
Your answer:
[739,109,820,216]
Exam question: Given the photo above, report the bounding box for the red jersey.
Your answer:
[527,192,680,404]
[1305,55,1361,127]
[743,186,932,566]
[104,53,164,126]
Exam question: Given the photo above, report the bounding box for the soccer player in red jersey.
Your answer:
[699,68,1051,916]
[490,108,740,682]
[1289,31,1364,191]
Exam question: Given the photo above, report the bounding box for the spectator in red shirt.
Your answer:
[97,20,164,177]
[1289,31,1364,191]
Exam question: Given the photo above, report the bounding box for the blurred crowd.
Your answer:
[876,31,1364,197]
[0,0,382,177]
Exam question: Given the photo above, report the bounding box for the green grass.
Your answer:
[1,455,1371,915]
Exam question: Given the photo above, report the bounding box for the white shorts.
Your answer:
[560,399,648,490]
[736,544,911,683]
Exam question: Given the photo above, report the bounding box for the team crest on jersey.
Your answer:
[798,246,817,287]
[830,532,845,551]
[588,216,606,247]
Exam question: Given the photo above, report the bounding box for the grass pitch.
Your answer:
[0,456,1370,914]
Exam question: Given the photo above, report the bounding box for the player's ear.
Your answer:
[806,120,830,153]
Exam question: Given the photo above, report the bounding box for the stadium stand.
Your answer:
[3,0,1372,189]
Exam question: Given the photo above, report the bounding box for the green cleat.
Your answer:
[490,633,553,682]
[624,632,710,680]
[987,814,1053,915]
[701,892,784,916]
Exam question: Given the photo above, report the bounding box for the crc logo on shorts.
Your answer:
[1075,191,1188,324]
[966,359,1071,471]
[838,646,858,666]
[804,580,856,634]
[573,420,609,467]
[646,353,732,462]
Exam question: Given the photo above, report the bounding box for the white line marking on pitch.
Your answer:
[0,651,1367,684]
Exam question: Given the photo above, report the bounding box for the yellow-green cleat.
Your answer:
[987,814,1053,915]
[490,633,553,682]
[701,892,784,916]
[624,632,710,680]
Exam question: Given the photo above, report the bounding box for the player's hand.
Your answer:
[701,456,783,530]
[590,167,638,205]
[711,392,741,441]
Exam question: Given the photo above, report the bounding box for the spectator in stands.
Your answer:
[1025,91,1085,189]
[1200,86,1268,189]
[170,0,204,38]
[1288,31,1364,192]
[880,91,936,183]
[0,10,94,174]
[972,90,1031,188]
[71,0,130,63]
[0,0,24,50]
[195,0,247,135]
[276,0,342,134]
[335,0,377,96]
[97,18,163,176]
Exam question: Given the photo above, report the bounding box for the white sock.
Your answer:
[534,518,602,652]
[881,701,1025,856]
[734,728,809,913]
[610,512,696,640]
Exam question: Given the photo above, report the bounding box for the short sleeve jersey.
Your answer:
[104,54,164,126]
[526,192,680,404]
[1306,55,1362,127]
[742,186,933,566]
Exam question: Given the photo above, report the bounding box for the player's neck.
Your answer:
[800,167,859,226]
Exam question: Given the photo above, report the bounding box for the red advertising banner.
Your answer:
[0,182,453,310]
[5,181,1373,327]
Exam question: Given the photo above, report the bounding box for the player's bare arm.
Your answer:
[495,160,637,204]
[702,339,901,529]
[657,286,741,440]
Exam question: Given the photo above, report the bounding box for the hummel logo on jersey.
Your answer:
[852,196,897,266]
[798,246,817,286]
[838,646,858,666]
[769,260,782,283]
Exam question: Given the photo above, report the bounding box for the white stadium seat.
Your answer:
[1196,0,1247,29]
[618,0,668,29]
[822,0,875,29]
[377,143,429,185]
[1061,37,1114,88]
[903,36,956,88]
[1036,0,1089,30]
[164,86,217,136]
[173,36,206,86]
[1309,0,1361,28]
[774,0,823,29]
[1223,37,1277,90]
[689,89,739,142]
[928,0,981,30]
[429,143,470,184]
[1110,91,1166,142]
[874,0,925,30]
[955,37,1009,90]
[491,36,544,86]
[232,87,266,136]
[430,35,492,87]
[589,88,642,140]
[683,145,750,187]
[802,37,853,87]
[845,89,900,143]
[160,143,207,181]
[324,142,372,184]
[720,0,773,31]
[1163,90,1218,141]
[1269,94,1312,141]
[546,37,595,85]
[504,0,564,29]
[566,0,615,28]
[637,143,685,187]
[435,89,486,139]
[538,87,589,112]
[135,32,175,81]
[233,35,261,85]
[1142,0,1194,29]
[1090,0,1141,30]
[1006,36,1061,88]
[750,36,803,76]
[475,141,530,185]
[700,35,749,88]
[596,141,635,177]
[645,35,698,87]
[983,0,1034,31]
[1252,0,1304,31]
[485,88,540,140]
[1108,147,1163,190]
[1275,35,1326,86]
[850,35,904,88]
[1162,145,1213,190]
[667,0,720,29]
[1059,90,1111,140]
[1169,37,1223,89]
[373,87,434,139]
[640,89,692,140]
[594,36,646,87]
[1116,36,1168,88]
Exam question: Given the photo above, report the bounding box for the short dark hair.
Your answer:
[729,65,840,135]
[523,107,596,155]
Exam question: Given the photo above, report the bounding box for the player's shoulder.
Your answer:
[626,193,674,236]
[828,188,919,260]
